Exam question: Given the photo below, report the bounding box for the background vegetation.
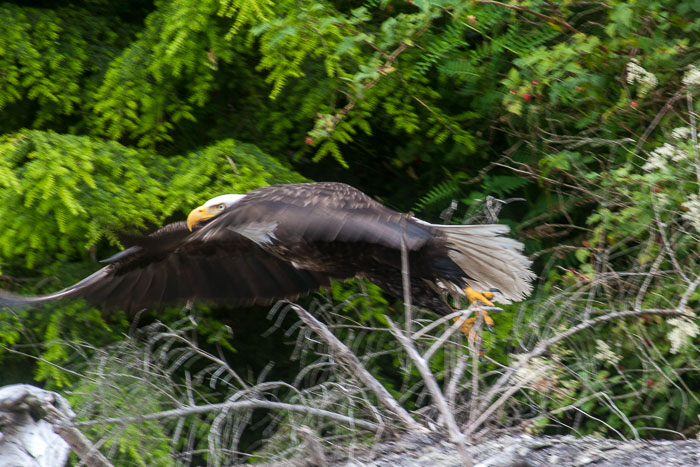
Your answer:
[0,0,698,464]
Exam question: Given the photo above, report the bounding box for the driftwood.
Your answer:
[0,384,71,467]
[0,384,113,467]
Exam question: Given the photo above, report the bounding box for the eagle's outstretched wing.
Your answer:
[0,221,338,316]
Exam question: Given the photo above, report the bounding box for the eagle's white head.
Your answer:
[187,194,246,231]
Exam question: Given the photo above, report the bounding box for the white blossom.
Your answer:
[667,316,699,354]
[593,339,621,366]
[671,127,691,141]
[681,194,700,232]
[642,153,666,171]
[643,142,689,171]
[626,59,658,96]
[682,65,700,86]
[513,355,555,386]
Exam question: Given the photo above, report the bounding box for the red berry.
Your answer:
[630,100,638,108]
[646,379,654,387]
[531,80,540,85]
[582,240,590,247]
[523,93,532,101]
[304,136,313,145]
[617,365,625,371]
[652,186,661,193]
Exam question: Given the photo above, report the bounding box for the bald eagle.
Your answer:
[0,183,533,329]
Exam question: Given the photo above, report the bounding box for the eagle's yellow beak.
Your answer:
[187,205,216,231]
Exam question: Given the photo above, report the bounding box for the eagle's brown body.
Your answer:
[0,183,534,315]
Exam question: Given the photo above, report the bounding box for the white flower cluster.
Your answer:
[514,355,555,386]
[593,339,621,366]
[667,314,699,354]
[671,127,691,140]
[642,142,688,171]
[682,65,700,86]
[681,194,700,232]
[626,59,658,96]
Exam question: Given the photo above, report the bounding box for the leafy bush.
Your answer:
[0,0,698,463]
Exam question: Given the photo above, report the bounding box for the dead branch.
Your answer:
[0,384,113,467]
[475,0,582,34]
[401,215,413,335]
[290,303,424,433]
[72,399,379,433]
[386,318,472,466]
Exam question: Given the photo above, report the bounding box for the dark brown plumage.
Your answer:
[0,182,534,316]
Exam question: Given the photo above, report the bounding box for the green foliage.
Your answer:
[414,180,460,213]
[91,0,236,147]
[0,131,164,268]
[0,0,699,462]
[0,4,124,129]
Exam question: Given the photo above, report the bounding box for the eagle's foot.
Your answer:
[454,310,495,341]
[464,287,496,307]
[454,287,499,356]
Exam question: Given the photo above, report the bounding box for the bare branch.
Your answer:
[475,0,582,34]
[290,303,424,433]
[72,399,379,433]
[401,216,413,335]
[386,318,472,466]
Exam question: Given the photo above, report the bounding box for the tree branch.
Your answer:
[475,0,582,35]
[290,304,425,433]
[72,399,379,433]
[387,318,472,466]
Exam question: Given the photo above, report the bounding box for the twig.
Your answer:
[678,274,700,310]
[634,91,683,154]
[466,312,483,440]
[447,355,468,413]
[291,304,424,432]
[687,90,700,189]
[224,154,239,175]
[332,22,391,59]
[475,0,582,35]
[633,250,665,312]
[401,216,413,335]
[422,312,470,363]
[324,21,431,131]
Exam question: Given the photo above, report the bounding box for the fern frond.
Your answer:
[414,180,460,212]
[482,175,530,198]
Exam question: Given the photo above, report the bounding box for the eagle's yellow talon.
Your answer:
[455,287,498,355]
[464,286,495,307]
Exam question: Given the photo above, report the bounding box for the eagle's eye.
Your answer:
[217,203,226,210]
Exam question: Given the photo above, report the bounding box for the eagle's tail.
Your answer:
[436,224,535,303]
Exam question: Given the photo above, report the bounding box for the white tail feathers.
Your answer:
[436,224,535,303]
